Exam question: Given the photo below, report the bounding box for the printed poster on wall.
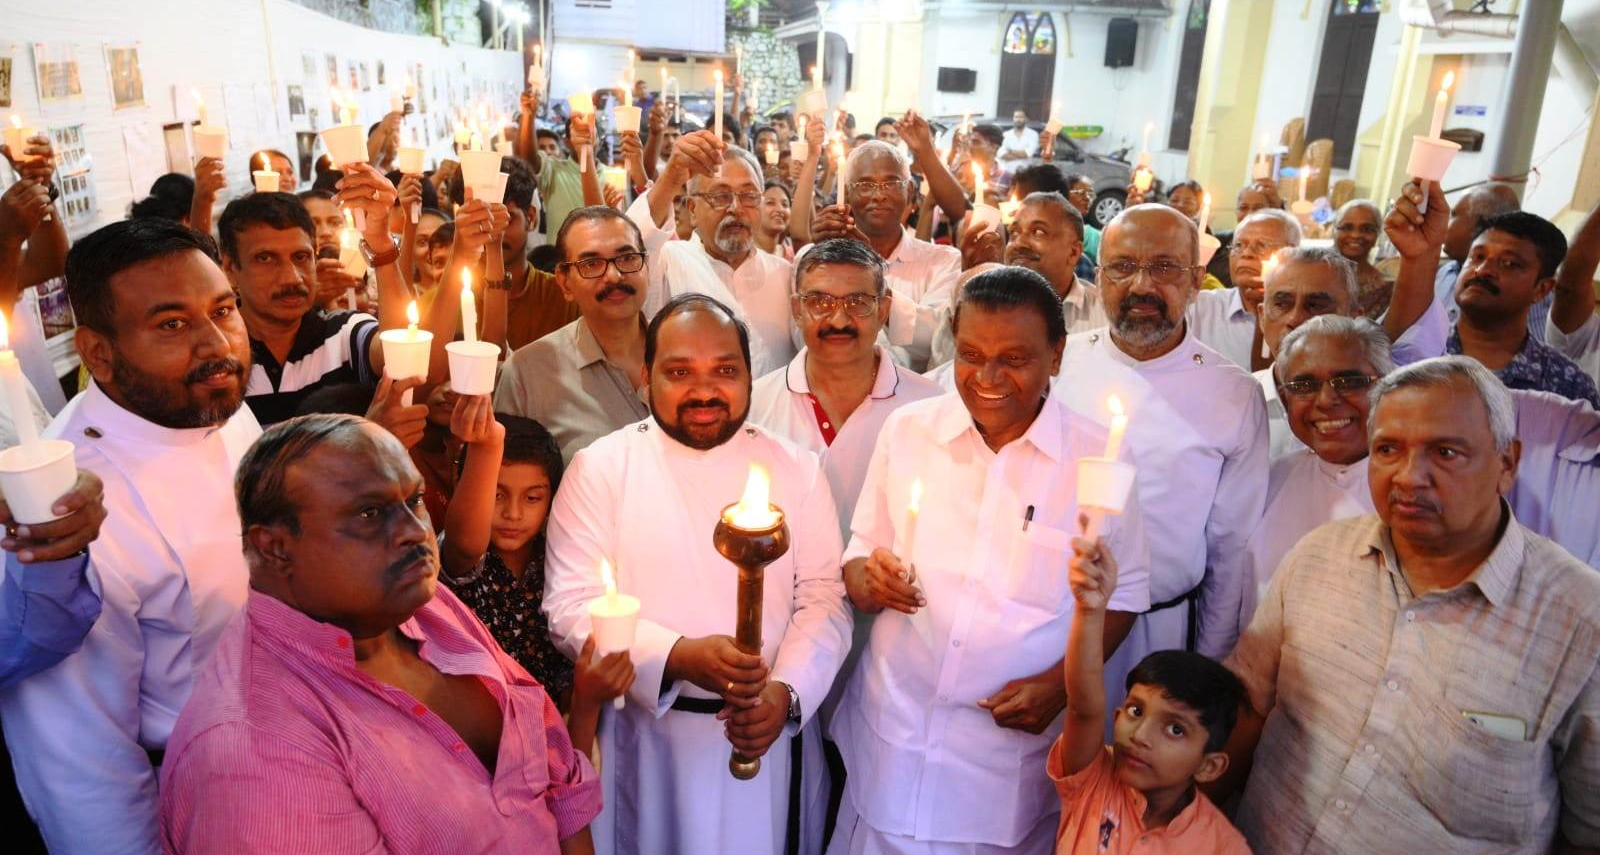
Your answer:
[105,44,145,110]
[0,56,12,108]
[32,43,84,104]
[48,123,96,232]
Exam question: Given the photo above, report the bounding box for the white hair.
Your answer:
[687,145,764,194]
[1368,355,1516,452]
[1239,208,1304,247]
[1276,245,1359,306]
[845,139,912,182]
[1274,314,1394,384]
[1335,198,1381,225]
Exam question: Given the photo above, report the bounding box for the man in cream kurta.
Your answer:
[543,295,851,855]
[628,131,796,377]
[0,219,261,854]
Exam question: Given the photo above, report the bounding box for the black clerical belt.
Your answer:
[1144,585,1200,652]
[667,695,804,855]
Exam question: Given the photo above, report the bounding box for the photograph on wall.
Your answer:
[413,62,427,114]
[376,60,386,87]
[287,84,306,121]
[48,123,95,231]
[32,43,83,104]
[296,131,317,182]
[346,60,358,91]
[325,54,339,88]
[301,51,318,79]
[359,61,371,92]
[105,45,145,110]
[0,57,12,109]
[35,277,75,339]
[161,122,192,175]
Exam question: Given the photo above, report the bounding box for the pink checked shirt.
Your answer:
[159,587,600,854]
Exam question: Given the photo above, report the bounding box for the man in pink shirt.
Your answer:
[159,413,600,854]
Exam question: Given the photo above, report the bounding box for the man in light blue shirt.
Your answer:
[0,470,106,689]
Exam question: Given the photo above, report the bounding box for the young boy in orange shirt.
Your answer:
[1050,522,1251,853]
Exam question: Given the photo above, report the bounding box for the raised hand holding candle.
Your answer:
[460,269,478,343]
[0,308,77,525]
[4,116,35,162]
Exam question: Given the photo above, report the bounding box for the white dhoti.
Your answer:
[826,788,1057,855]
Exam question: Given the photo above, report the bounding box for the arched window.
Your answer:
[1003,13,1056,55]
[1032,14,1056,54]
[1004,13,1033,54]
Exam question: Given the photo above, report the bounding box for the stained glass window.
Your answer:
[1032,15,1056,54]
[1004,13,1032,54]
[1004,12,1056,54]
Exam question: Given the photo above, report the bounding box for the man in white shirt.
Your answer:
[1053,204,1267,667]
[0,218,262,854]
[830,267,1151,854]
[808,141,962,370]
[999,110,1040,170]
[627,129,795,375]
[543,293,851,855]
[1189,208,1301,370]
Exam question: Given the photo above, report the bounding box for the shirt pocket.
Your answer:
[1403,696,1544,844]
[1004,523,1072,614]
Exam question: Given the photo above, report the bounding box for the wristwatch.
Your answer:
[783,682,801,724]
[363,239,400,268]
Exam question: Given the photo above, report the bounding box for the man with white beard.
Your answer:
[1051,205,1268,668]
[628,129,796,376]
[543,294,851,855]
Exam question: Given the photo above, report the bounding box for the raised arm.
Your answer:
[1553,200,1600,335]
[644,130,724,230]
[642,101,668,183]
[570,113,604,209]
[518,90,539,166]
[0,178,52,311]
[5,135,68,288]
[1379,178,1448,344]
[395,175,422,293]
[897,110,970,226]
[189,156,226,236]
[441,394,505,580]
[1061,522,1117,776]
[788,116,827,246]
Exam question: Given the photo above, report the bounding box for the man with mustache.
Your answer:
[628,129,797,376]
[1222,355,1600,854]
[544,293,851,855]
[808,139,961,371]
[0,218,262,854]
[1052,204,1267,669]
[159,415,600,854]
[496,206,651,462]
[222,170,453,425]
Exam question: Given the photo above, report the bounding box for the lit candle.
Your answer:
[1429,70,1455,139]
[972,161,985,205]
[903,478,922,564]
[191,88,208,126]
[725,465,780,529]
[833,140,846,204]
[601,558,620,609]
[460,269,478,343]
[338,210,368,279]
[1198,189,1211,231]
[765,144,778,166]
[1140,121,1153,158]
[587,557,640,709]
[252,153,279,193]
[714,68,725,140]
[0,311,38,449]
[811,64,822,91]
[1261,251,1280,285]
[1000,191,1022,226]
[735,43,743,77]
[340,97,356,127]
[1104,395,1128,462]
[659,63,668,96]
[4,116,34,162]
[404,73,416,100]
[405,300,420,340]
[1298,160,1310,202]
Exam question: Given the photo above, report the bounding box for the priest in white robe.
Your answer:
[830,268,1151,854]
[628,129,795,376]
[544,294,852,855]
[1052,206,1267,672]
[0,219,261,854]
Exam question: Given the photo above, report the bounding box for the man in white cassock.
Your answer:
[1051,205,1267,669]
[830,267,1151,855]
[628,128,796,376]
[0,219,261,854]
[543,293,852,855]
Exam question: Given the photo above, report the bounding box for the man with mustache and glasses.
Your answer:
[829,268,1149,855]
[0,218,261,854]
[807,139,961,371]
[628,129,796,376]
[160,415,601,854]
[1220,356,1600,854]
[1385,180,1598,407]
[496,206,652,462]
[1052,204,1267,670]
[544,293,851,855]
[221,169,453,426]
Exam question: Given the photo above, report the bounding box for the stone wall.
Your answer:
[439,0,485,45]
[731,29,804,119]
[283,0,483,43]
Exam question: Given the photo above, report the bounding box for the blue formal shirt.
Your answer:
[0,551,99,690]
[1446,326,1600,408]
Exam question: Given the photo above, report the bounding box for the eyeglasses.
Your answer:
[795,292,881,318]
[1229,239,1289,258]
[1100,260,1200,286]
[558,251,647,279]
[1279,374,1377,399]
[848,179,908,198]
[1068,186,1095,200]
[693,190,763,209]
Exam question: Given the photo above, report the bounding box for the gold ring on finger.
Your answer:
[726,681,734,693]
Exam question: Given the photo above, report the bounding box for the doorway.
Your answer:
[996,12,1057,120]
[1306,1,1380,169]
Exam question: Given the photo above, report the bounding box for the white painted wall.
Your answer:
[2,0,520,236]
[553,0,724,54]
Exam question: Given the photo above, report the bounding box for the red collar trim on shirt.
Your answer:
[805,393,838,446]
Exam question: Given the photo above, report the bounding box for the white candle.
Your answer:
[1298,160,1310,202]
[0,311,38,448]
[191,88,208,126]
[460,269,478,343]
[834,141,846,204]
[1104,395,1128,462]
[811,65,822,92]
[972,161,985,205]
[341,99,356,127]
[815,8,827,84]
[1429,70,1455,139]
[5,116,35,162]
[1198,190,1211,231]
[659,64,668,97]
[714,69,724,140]
[1141,121,1153,155]
[736,43,743,77]
[764,144,778,166]
[406,300,420,340]
[903,478,922,564]
[345,287,358,310]
[588,557,639,709]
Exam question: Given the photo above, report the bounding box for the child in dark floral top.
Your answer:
[439,398,633,754]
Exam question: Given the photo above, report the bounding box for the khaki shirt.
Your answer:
[494,317,647,463]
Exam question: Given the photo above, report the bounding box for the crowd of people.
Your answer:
[0,59,1598,855]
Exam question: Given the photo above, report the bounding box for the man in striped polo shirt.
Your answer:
[219,165,453,426]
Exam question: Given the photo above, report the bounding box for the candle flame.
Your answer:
[909,478,922,514]
[726,464,779,529]
[406,300,419,327]
[600,558,617,597]
[190,87,203,106]
[1441,70,1455,91]
[715,68,724,83]
[0,309,9,351]
[462,268,473,294]
[1262,252,1280,281]
[9,115,20,130]
[343,209,355,229]
[255,152,267,172]
[1107,394,1125,419]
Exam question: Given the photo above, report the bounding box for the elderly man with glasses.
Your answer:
[627,128,796,375]
[496,206,652,462]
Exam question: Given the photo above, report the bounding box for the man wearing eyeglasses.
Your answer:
[807,140,961,371]
[1052,204,1268,669]
[627,129,796,376]
[1189,208,1303,370]
[495,206,651,462]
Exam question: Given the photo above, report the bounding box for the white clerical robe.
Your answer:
[831,393,1151,851]
[0,382,260,855]
[629,193,796,377]
[1053,328,1267,667]
[1240,449,1372,628]
[543,419,852,855]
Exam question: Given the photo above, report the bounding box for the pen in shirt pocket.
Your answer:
[1023,505,1035,532]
